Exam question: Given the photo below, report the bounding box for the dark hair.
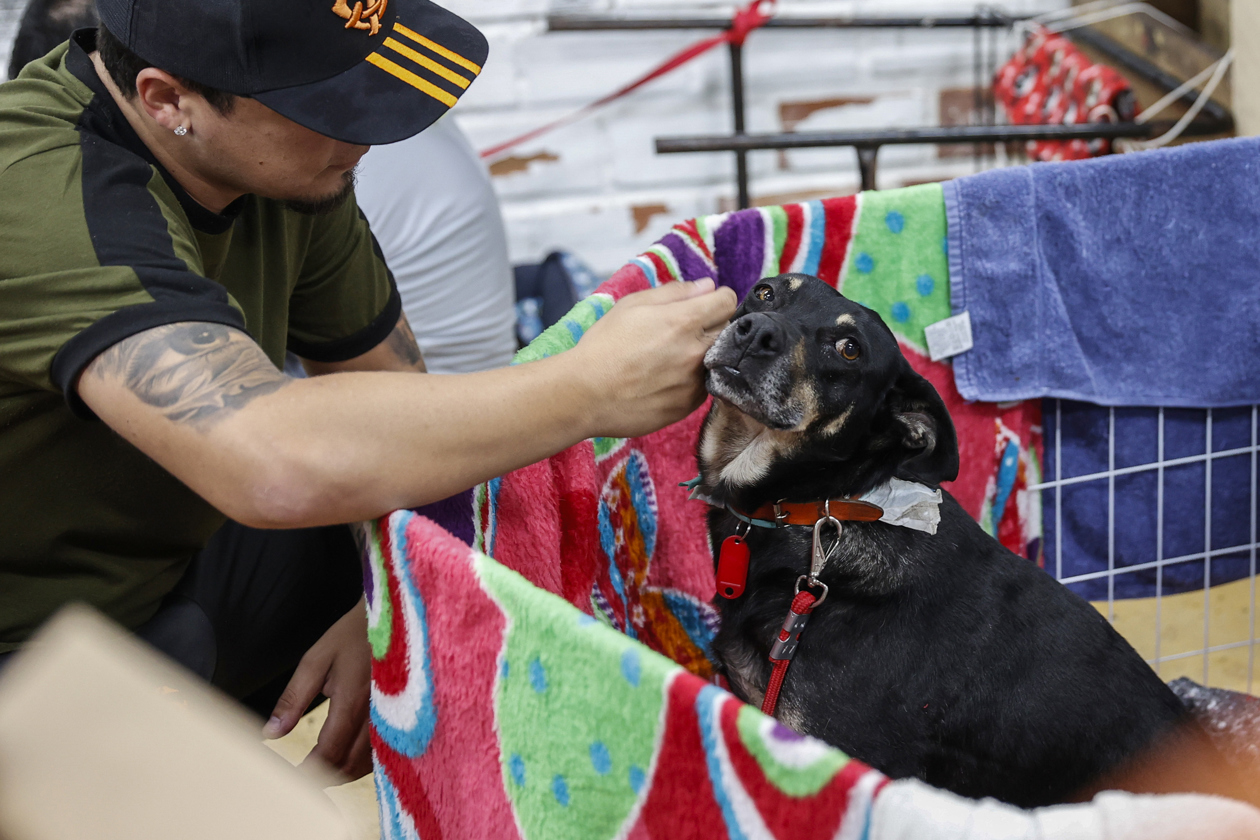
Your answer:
[7,0,97,80]
[97,23,237,115]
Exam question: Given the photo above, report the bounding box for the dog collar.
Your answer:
[745,498,883,526]
[683,476,943,535]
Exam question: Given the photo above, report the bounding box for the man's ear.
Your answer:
[888,362,959,485]
[133,68,190,131]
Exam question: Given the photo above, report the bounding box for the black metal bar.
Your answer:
[547,15,1025,32]
[653,120,1227,155]
[989,17,999,126]
[973,9,982,171]
[1066,26,1233,129]
[729,41,750,210]
[856,147,879,191]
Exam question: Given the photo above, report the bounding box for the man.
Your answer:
[0,0,735,779]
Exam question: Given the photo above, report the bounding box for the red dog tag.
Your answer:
[716,535,750,599]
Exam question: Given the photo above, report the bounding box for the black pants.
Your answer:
[2,522,365,719]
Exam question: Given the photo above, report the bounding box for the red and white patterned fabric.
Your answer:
[994,25,1138,161]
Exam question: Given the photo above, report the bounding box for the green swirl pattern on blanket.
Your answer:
[481,553,667,840]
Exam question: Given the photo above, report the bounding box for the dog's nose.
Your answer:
[734,313,783,357]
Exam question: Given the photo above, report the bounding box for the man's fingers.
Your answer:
[263,655,327,739]
[618,277,716,308]
[342,717,374,780]
[674,285,738,333]
[304,692,364,772]
[700,324,727,344]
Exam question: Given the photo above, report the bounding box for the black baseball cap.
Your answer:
[95,0,488,145]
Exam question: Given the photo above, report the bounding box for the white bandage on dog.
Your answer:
[860,478,943,535]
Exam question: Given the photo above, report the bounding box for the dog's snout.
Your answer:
[734,313,783,357]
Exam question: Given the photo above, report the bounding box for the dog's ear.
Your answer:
[888,363,959,485]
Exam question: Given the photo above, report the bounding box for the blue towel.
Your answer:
[943,137,1260,408]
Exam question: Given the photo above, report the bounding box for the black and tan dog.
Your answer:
[695,273,1189,808]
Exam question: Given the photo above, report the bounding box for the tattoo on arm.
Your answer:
[385,316,426,372]
[89,323,289,431]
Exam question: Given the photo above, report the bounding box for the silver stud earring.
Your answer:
[174,125,188,136]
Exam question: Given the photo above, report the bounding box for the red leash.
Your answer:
[761,588,820,715]
[480,0,775,160]
[760,510,840,717]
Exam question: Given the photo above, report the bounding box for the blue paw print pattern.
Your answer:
[628,765,646,795]
[529,657,548,693]
[552,774,570,807]
[620,649,641,687]
[590,742,612,775]
[500,659,510,679]
[510,753,527,787]
[839,185,950,350]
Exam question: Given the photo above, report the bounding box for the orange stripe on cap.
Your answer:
[391,22,482,74]
[365,53,458,107]
[383,37,471,89]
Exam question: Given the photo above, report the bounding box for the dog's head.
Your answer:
[699,273,958,501]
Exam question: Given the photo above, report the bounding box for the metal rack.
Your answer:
[547,9,1234,205]
[1039,402,1260,691]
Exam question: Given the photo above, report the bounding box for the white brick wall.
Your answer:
[0,0,1073,276]
[449,0,1069,275]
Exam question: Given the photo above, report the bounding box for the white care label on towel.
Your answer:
[924,311,973,362]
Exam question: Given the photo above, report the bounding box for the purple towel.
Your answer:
[943,136,1260,408]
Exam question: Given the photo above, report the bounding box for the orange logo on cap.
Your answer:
[332,0,387,35]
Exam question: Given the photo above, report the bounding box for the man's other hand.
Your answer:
[263,597,372,780]
[573,278,737,439]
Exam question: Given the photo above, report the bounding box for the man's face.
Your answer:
[186,95,369,211]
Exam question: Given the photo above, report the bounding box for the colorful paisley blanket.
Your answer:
[365,511,888,840]
[362,509,1260,840]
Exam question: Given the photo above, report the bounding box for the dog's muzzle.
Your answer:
[703,313,803,430]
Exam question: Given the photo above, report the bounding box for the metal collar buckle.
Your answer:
[799,500,842,607]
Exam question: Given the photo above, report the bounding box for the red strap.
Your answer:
[786,589,817,615]
[761,589,816,716]
[480,1,775,160]
[726,0,774,46]
[761,659,792,716]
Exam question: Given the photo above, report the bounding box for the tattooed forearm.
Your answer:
[385,316,426,372]
[89,323,289,430]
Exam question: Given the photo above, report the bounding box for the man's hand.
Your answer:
[263,597,372,781]
[572,278,737,439]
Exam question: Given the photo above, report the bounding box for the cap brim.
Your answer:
[254,0,487,145]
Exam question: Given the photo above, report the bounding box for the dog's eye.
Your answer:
[838,339,861,360]
[753,284,774,302]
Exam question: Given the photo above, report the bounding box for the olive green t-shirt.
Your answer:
[0,32,400,652]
